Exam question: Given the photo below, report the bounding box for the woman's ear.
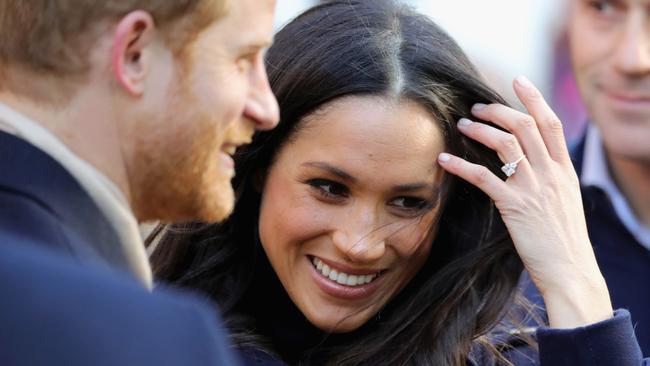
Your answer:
[111,10,157,97]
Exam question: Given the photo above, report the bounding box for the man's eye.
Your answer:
[586,0,617,15]
[236,57,253,72]
[237,50,265,72]
[307,179,349,198]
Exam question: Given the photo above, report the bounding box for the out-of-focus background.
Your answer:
[274,0,588,140]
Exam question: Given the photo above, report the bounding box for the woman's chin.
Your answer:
[304,307,376,333]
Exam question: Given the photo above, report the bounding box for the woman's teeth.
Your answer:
[311,257,379,287]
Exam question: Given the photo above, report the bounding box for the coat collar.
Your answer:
[0,131,119,260]
[0,103,152,287]
[0,130,152,286]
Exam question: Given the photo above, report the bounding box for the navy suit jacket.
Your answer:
[0,131,239,365]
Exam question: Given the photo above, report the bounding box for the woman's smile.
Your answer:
[307,255,387,300]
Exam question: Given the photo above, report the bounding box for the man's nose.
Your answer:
[243,58,280,131]
[613,15,650,76]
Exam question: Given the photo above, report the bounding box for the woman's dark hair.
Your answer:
[149,1,528,364]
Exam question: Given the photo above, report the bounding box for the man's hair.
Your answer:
[0,0,227,97]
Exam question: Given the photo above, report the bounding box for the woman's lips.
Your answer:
[307,255,386,300]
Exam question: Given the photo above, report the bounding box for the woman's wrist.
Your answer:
[541,270,613,329]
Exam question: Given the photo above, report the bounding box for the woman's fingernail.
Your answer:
[458,118,473,127]
[472,103,487,112]
[438,153,451,162]
[515,75,534,89]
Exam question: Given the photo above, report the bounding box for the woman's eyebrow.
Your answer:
[391,183,436,193]
[302,161,438,194]
[301,161,357,183]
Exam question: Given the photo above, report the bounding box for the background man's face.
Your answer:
[132,0,279,222]
[569,0,650,163]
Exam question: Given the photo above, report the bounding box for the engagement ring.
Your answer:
[501,155,526,177]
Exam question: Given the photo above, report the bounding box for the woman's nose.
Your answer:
[332,228,387,264]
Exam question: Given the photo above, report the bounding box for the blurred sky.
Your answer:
[274,0,567,104]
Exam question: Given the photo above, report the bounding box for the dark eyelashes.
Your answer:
[305,178,349,198]
[392,197,436,216]
[303,178,437,217]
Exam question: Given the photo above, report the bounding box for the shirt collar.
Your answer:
[581,125,650,251]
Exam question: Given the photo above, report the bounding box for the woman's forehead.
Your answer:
[276,95,445,185]
[295,96,443,156]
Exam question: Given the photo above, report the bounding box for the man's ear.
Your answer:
[111,10,156,97]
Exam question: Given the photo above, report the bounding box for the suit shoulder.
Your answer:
[0,188,70,249]
[0,240,239,366]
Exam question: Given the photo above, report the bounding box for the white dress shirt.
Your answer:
[581,126,650,251]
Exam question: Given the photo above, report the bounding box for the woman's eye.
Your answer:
[389,197,431,214]
[307,179,349,199]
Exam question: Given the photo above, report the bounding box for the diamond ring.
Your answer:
[501,155,526,177]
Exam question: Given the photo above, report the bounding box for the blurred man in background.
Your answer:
[0,1,278,365]
[527,0,650,354]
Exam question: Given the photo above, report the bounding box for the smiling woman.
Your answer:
[148,0,645,365]
[149,1,521,363]
[257,96,444,333]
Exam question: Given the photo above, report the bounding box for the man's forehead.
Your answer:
[226,0,276,20]
[220,0,275,35]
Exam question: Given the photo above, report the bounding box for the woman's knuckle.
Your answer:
[501,135,520,151]
[518,116,536,130]
[546,116,563,132]
[474,166,491,184]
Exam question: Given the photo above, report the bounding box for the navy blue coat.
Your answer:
[0,131,239,366]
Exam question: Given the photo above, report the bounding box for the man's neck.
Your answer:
[0,92,133,210]
[607,153,650,227]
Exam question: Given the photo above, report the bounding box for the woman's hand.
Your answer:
[437,76,613,328]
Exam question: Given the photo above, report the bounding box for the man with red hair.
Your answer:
[0,1,279,365]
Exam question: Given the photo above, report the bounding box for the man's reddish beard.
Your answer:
[130,68,235,223]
